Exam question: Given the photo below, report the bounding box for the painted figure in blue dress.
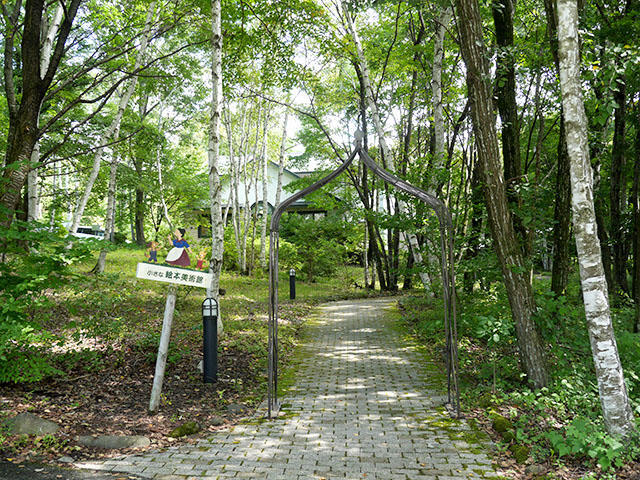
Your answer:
[165,228,193,267]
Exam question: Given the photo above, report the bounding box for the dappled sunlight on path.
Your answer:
[79,297,495,480]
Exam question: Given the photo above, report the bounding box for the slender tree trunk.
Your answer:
[632,104,640,333]
[207,0,224,334]
[135,188,146,246]
[343,2,427,292]
[156,100,174,232]
[259,109,270,270]
[593,160,614,290]
[274,110,289,210]
[207,0,224,335]
[544,0,572,296]
[610,79,628,294]
[492,0,527,255]
[70,2,156,233]
[93,154,118,274]
[455,0,548,388]
[464,156,483,293]
[556,0,635,437]
[432,8,451,173]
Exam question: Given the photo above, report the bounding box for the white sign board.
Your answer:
[136,262,212,288]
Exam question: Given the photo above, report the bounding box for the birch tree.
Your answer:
[207,0,224,333]
[70,2,157,234]
[556,0,635,437]
[341,3,432,293]
[259,108,271,270]
[27,2,65,222]
[274,109,290,210]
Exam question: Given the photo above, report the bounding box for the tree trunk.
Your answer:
[455,0,548,388]
[544,0,573,296]
[274,110,289,210]
[93,154,118,274]
[464,156,483,293]
[551,119,572,294]
[27,165,40,222]
[1,0,81,230]
[593,161,614,290]
[632,105,640,333]
[343,2,429,292]
[207,0,224,334]
[155,100,174,232]
[70,1,156,233]
[135,188,146,246]
[610,80,629,294]
[259,108,270,270]
[492,0,527,253]
[556,0,635,437]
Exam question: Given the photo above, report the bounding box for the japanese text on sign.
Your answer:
[135,262,212,288]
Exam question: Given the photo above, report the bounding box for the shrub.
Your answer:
[0,218,96,383]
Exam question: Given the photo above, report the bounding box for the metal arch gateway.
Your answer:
[267,133,460,419]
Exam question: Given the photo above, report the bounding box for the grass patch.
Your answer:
[0,246,382,463]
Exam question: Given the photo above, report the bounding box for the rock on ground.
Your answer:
[3,413,59,436]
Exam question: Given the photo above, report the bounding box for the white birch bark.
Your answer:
[207,0,224,334]
[432,7,452,173]
[259,108,271,269]
[94,153,118,273]
[49,163,58,227]
[222,107,234,226]
[342,4,431,292]
[556,0,635,437]
[223,106,241,266]
[241,105,262,274]
[28,2,65,222]
[155,99,174,231]
[149,285,177,413]
[70,2,156,233]
[274,109,289,210]
[27,167,40,222]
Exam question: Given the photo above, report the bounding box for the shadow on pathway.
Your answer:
[77,297,496,480]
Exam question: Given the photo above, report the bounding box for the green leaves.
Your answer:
[546,417,627,471]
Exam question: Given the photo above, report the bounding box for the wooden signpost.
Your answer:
[136,262,212,413]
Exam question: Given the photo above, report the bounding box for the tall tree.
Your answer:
[207,0,224,333]
[543,0,572,296]
[1,0,82,229]
[70,1,157,234]
[492,0,526,253]
[610,76,629,294]
[454,0,548,388]
[556,0,635,437]
[341,2,431,293]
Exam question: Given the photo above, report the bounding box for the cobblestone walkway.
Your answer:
[79,297,495,479]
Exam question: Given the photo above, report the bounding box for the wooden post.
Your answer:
[149,285,177,413]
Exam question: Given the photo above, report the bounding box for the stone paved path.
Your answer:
[79,297,496,479]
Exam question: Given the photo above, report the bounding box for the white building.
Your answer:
[192,162,335,239]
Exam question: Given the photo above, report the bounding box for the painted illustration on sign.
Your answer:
[196,249,208,270]
[147,239,160,263]
[166,228,193,267]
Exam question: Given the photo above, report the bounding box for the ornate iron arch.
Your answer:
[267,133,460,418]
